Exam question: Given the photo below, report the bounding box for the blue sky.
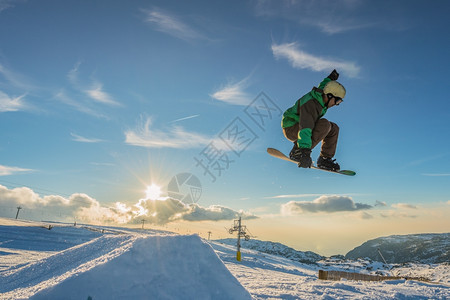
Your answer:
[0,0,449,255]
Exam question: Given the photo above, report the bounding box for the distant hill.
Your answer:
[345,233,450,264]
[215,238,323,264]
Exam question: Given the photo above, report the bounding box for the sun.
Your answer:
[145,184,162,200]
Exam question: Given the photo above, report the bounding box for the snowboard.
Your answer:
[267,148,356,176]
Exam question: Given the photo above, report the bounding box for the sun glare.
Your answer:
[145,184,162,200]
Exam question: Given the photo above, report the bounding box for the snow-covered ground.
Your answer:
[0,218,448,299]
[212,241,449,299]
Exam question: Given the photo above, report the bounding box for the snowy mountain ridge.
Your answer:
[214,235,450,285]
[218,232,449,265]
[345,233,450,264]
[216,238,324,264]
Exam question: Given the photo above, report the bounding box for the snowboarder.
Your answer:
[281,69,346,171]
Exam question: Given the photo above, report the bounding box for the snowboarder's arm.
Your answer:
[327,69,339,81]
[314,69,338,94]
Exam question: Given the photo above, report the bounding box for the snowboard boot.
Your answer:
[289,143,301,162]
[289,143,302,161]
[290,143,312,167]
[317,156,340,171]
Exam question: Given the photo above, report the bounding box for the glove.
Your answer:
[297,148,312,168]
[328,69,339,81]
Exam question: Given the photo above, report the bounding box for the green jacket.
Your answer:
[281,77,331,149]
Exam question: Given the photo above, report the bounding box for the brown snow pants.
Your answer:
[283,118,339,158]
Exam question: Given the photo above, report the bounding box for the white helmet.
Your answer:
[323,81,346,99]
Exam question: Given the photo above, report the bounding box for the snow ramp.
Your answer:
[30,234,251,300]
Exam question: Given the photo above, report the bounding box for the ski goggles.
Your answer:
[327,93,344,106]
[334,97,343,105]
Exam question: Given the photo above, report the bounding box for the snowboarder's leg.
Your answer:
[282,124,299,144]
[311,119,339,158]
[283,119,339,157]
[283,124,301,161]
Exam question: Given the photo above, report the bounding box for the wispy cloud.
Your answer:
[211,77,252,106]
[168,114,200,124]
[90,162,115,167]
[142,8,205,41]
[67,60,82,85]
[54,62,121,116]
[0,0,25,13]
[0,63,34,112]
[0,165,33,176]
[0,90,27,112]
[281,195,372,215]
[0,63,34,91]
[267,193,364,199]
[316,20,379,35]
[125,116,214,149]
[392,203,418,209]
[253,0,389,35]
[267,194,325,199]
[375,200,387,207]
[85,82,121,106]
[71,133,104,143]
[0,0,13,12]
[54,90,105,118]
[377,203,419,219]
[380,211,418,219]
[422,173,450,177]
[272,42,360,77]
